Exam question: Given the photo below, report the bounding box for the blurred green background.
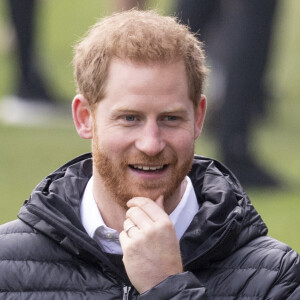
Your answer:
[0,1,299,252]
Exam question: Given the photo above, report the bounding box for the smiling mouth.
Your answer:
[129,164,167,172]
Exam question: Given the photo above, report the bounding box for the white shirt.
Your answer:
[80,176,199,255]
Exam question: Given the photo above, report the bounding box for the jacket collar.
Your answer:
[181,156,268,269]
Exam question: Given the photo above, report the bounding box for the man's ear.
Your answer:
[72,94,93,139]
[194,94,207,140]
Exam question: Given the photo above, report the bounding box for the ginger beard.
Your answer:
[92,133,194,209]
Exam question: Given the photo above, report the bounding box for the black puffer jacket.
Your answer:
[0,154,299,299]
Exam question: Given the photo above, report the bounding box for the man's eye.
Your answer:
[165,116,178,121]
[125,115,136,121]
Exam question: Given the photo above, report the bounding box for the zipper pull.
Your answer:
[123,285,132,300]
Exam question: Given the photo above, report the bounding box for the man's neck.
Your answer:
[160,178,187,215]
[92,173,126,233]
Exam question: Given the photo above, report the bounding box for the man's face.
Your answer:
[92,58,205,208]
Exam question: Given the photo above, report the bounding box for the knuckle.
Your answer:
[140,199,151,208]
[123,238,136,251]
[124,239,141,255]
[126,206,139,218]
[144,226,156,238]
[123,218,132,228]
[132,197,151,208]
[160,219,174,231]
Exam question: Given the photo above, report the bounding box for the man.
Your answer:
[0,10,299,299]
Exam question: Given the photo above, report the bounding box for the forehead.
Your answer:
[104,58,189,100]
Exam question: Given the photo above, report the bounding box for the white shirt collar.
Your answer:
[80,176,199,254]
[80,177,104,237]
[169,176,199,239]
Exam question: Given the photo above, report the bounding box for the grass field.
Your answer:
[0,1,299,252]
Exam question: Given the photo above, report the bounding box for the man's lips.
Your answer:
[128,164,168,172]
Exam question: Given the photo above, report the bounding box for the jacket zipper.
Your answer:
[123,285,132,300]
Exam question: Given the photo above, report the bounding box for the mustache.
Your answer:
[122,152,178,166]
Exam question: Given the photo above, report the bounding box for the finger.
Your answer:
[123,218,136,231]
[154,195,164,210]
[126,224,139,237]
[119,230,129,248]
[127,196,169,222]
[121,222,139,242]
[126,206,153,229]
[123,219,139,237]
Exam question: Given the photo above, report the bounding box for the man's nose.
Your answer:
[135,121,166,156]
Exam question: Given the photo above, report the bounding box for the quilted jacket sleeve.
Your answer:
[265,248,300,299]
[137,272,206,300]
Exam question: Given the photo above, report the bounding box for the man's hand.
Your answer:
[119,196,183,294]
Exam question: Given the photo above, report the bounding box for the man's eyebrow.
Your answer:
[160,108,188,114]
[109,108,140,119]
[111,107,140,114]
